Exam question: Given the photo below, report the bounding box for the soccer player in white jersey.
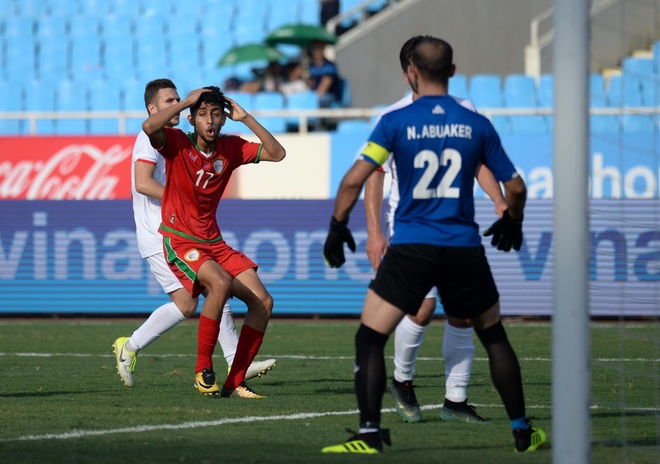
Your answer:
[322,36,545,453]
[113,79,275,388]
[364,36,507,424]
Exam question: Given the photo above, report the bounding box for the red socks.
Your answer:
[224,324,264,390]
[196,314,220,373]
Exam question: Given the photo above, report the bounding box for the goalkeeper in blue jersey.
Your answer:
[321,36,546,454]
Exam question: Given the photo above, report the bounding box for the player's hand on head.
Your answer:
[483,210,523,252]
[186,88,211,105]
[323,217,357,268]
[225,97,248,122]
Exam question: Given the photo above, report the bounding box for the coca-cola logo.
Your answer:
[0,142,132,200]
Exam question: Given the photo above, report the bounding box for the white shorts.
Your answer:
[146,252,183,294]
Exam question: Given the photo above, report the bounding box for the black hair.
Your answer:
[143,78,176,112]
[190,86,231,119]
[399,36,427,71]
[408,36,453,83]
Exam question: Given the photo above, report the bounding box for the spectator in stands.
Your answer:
[240,61,285,94]
[279,62,311,98]
[223,76,242,92]
[307,40,342,107]
[320,0,340,27]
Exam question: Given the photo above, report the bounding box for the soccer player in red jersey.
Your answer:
[142,86,286,398]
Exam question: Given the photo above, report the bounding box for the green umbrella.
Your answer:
[264,23,338,48]
[217,43,287,66]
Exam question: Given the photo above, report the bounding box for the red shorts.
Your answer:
[162,236,258,298]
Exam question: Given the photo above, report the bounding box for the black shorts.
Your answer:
[368,244,499,319]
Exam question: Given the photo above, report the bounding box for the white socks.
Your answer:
[393,316,428,382]
[443,323,475,403]
[218,301,239,366]
[128,302,186,353]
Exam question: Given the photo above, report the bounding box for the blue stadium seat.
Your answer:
[298,0,320,24]
[15,0,48,17]
[0,80,23,135]
[538,74,553,107]
[135,38,168,80]
[449,74,468,100]
[366,0,389,14]
[504,74,538,108]
[69,15,100,38]
[37,39,70,82]
[109,0,141,17]
[285,90,319,129]
[23,79,56,134]
[71,36,102,80]
[654,41,660,73]
[134,13,166,39]
[590,115,619,134]
[102,35,135,80]
[623,57,654,78]
[608,74,643,107]
[199,25,232,69]
[88,78,122,134]
[234,19,266,45]
[509,115,548,135]
[55,79,89,134]
[121,78,146,134]
[37,16,67,42]
[141,0,176,16]
[621,114,655,134]
[3,16,35,39]
[254,91,286,133]
[223,91,254,134]
[4,36,36,82]
[590,73,608,107]
[101,15,134,42]
[490,115,511,136]
[48,0,80,17]
[641,80,660,107]
[265,0,298,32]
[336,119,371,135]
[78,0,106,17]
[469,74,503,108]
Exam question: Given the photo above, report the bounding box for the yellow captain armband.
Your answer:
[360,141,390,166]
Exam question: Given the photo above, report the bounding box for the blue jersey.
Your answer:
[360,95,518,247]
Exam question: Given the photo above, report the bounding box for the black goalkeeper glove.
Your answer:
[483,210,524,252]
[323,216,357,268]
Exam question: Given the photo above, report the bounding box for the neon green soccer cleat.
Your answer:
[112,337,136,387]
[514,423,547,452]
[194,368,220,396]
[321,429,391,454]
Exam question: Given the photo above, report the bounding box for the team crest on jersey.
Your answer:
[184,249,200,262]
[432,105,445,114]
[213,158,225,174]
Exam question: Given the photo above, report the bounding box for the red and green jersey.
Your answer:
[157,127,262,241]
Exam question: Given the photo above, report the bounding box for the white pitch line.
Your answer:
[0,353,658,362]
[2,402,658,443]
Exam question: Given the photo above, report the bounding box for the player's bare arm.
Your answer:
[502,176,526,219]
[364,169,388,271]
[142,88,211,148]
[333,160,378,222]
[134,161,164,200]
[225,97,286,162]
[475,163,507,217]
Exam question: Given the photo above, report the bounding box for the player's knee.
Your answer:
[410,298,436,326]
[177,299,198,317]
[474,320,508,349]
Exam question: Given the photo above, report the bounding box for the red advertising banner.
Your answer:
[0,137,135,200]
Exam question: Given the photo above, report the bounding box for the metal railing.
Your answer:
[0,106,658,136]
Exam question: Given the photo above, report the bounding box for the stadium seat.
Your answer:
[69,16,100,38]
[641,80,660,107]
[15,0,47,18]
[55,79,89,134]
[142,0,176,16]
[121,78,146,134]
[48,0,80,17]
[449,74,469,100]
[4,35,36,82]
[504,74,538,108]
[654,41,660,73]
[621,114,655,134]
[254,91,287,133]
[336,119,371,135]
[71,36,103,81]
[285,90,319,130]
[78,0,107,17]
[134,13,166,39]
[101,14,134,43]
[490,115,511,136]
[509,115,548,135]
[266,0,298,32]
[135,38,168,80]
[223,91,254,134]
[608,74,643,107]
[622,57,654,78]
[88,78,122,134]
[469,74,503,108]
[109,0,141,17]
[102,35,135,81]
[0,80,23,135]
[590,73,609,107]
[3,16,35,39]
[537,74,553,107]
[590,115,619,134]
[298,0,320,24]
[37,16,67,42]
[37,39,69,82]
[23,79,56,134]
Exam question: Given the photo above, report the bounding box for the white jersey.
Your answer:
[376,94,477,234]
[131,130,167,258]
